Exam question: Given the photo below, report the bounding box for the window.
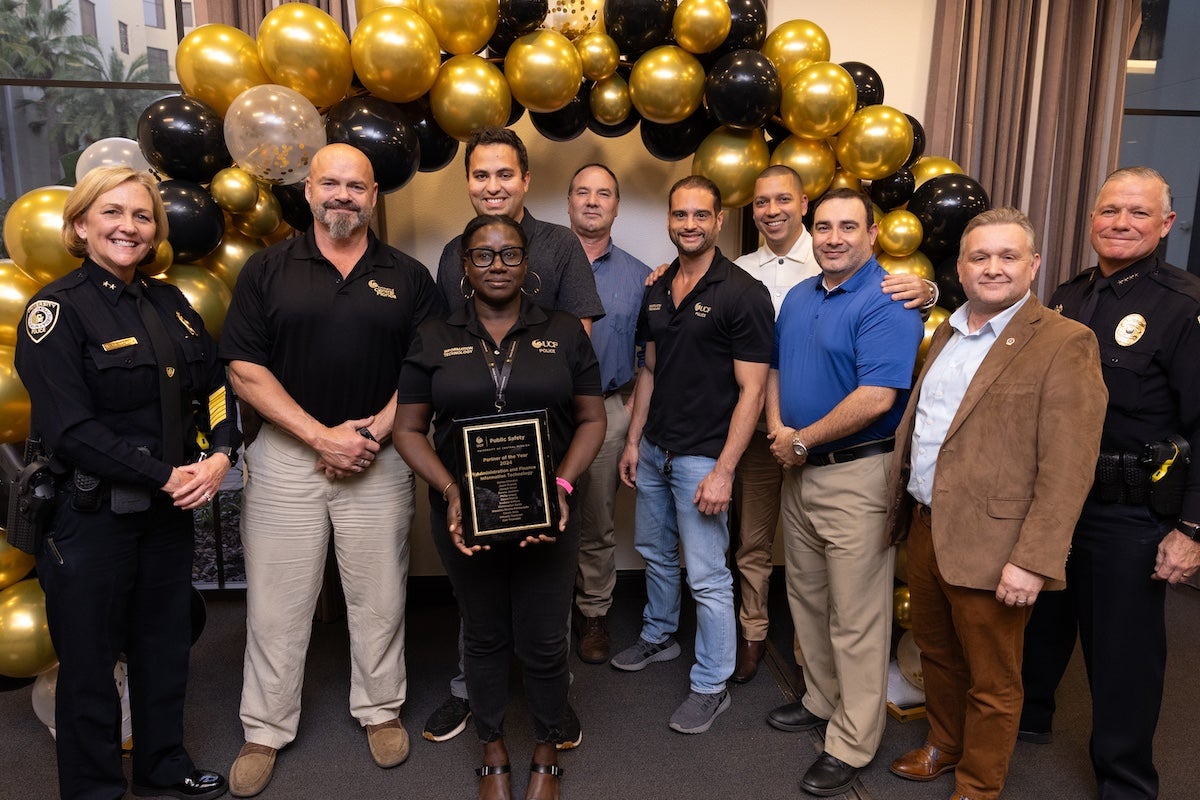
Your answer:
[146,46,170,82]
[79,0,97,39]
[182,2,194,28]
[143,0,165,29]
[119,22,129,54]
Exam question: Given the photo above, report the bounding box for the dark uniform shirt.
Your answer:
[436,210,605,321]
[1050,254,1200,520]
[219,228,445,427]
[15,259,239,488]
[637,248,774,459]
[396,298,601,502]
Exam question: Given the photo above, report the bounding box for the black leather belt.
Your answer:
[807,437,896,467]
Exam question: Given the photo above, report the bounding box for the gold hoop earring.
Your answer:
[521,270,542,296]
[459,275,475,299]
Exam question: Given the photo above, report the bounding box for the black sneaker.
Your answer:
[555,703,583,750]
[423,695,471,742]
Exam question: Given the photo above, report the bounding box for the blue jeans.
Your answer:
[634,440,735,694]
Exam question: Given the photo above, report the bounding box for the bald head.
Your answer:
[306,143,378,240]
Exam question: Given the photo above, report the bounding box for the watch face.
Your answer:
[793,440,805,456]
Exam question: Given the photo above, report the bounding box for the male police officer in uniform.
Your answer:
[221,143,444,796]
[1021,167,1200,800]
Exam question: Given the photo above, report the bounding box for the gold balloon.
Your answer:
[351,7,441,104]
[781,61,856,140]
[162,264,233,340]
[829,169,862,192]
[877,210,924,257]
[912,156,965,190]
[0,260,41,347]
[175,24,269,117]
[151,240,174,276]
[505,30,584,114]
[233,189,283,239]
[770,136,836,200]
[430,55,512,142]
[762,19,831,87]
[916,306,951,373]
[629,46,705,125]
[673,0,732,54]
[420,0,498,55]
[878,250,933,280]
[257,4,353,109]
[0,579,55,678]
[0,345,31,444]
[209,167,260,215]
[197,228,264,291]
[0,533,35,591]
[356,0,420,16]
[894,585,912,630]
[3,186,81,286]
[262,221,295,246]
[575,31,620,81]
[543,0,602,41]
[692,126,770,209]
[590,74,632,126]
[835,105,914,181]
[895,542,909,584]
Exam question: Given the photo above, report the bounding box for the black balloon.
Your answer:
[500,0,548,34]
[905,114,926,167]
[710,0,767,56]
[640,108,717,161]
[272,183,313,232]
[841,61,884,108]
[604,0,676,56]
[933,254,966,311]
[137,94,231,184]
[705,49,780,130]
[487,15,521,58]
[908,173,991,262]
[506,97,527,128]
[326,96,420,194]
[588,105,641,138]
[157,180,225,263]
[530,88,589,142]
[869,168,915,210]
[398,97,460,173]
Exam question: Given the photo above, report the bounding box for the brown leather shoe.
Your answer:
[729,637,766,683]
[366,717,410,768]
[577,615,610,664]
[229,742,277,798]
[890,741,961,782]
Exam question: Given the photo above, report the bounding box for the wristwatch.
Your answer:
[1177,520,1200,541]
[212,445,238,467]
[792,433,808,459]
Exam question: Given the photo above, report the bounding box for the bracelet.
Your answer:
[441,479,455,501]
[555,476,574,495]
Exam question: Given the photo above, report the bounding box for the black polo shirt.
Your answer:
[220,228,445,426]
[638,248,774,459]
[396,298,601,496]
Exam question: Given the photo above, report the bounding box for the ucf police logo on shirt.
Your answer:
[25,299,60,343]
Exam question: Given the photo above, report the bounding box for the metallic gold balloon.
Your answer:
[0,345,31,444]
[895,542,909,584]
[916,306,951,373]
[2,186,81,286]
[590,73,632,126]
[829,169,862,192]
[835,105,914,180]
[505,30,584,114]
[420,0,499,55]
[0,579,55,678]
[262,221,295,246]
[0,260,41,347]
[575,31,620,81]
[0,533,35,591]
[257,4,353,109]
[356,0,420,16]
[673,0,732,54]
[629,46,705,125]
[692,126,769,209]
[162,264,233,340]
[780,61,856,140]
[878,250,933,281]
[233,189,283,239]
[197,228,264,291]
[912,156,965,190]
[769,136,835,200]
[175,24,270,117]
[151,240,175,276]
[762,19,831,87]
[877,210,924,257]
[430,55,513,142]
[209,167,260,215]
[351,7,441,104]
[544,0,602,41]
[894,585,912,630]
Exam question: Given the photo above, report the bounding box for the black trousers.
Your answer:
[432,506,579,744]
[1022,501,1168,800]
[37,493,196,800]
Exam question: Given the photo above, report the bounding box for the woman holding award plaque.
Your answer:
[394,214,605,800]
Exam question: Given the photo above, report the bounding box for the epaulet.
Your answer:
[1148,263,1200,303]
[1061,267,1098,287]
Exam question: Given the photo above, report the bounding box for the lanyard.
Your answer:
[478,338,519,411]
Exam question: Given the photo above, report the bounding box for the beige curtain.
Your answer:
[925,0,1142,296]
[202,0,353,36]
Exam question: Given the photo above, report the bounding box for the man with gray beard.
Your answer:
[219,143,445,796]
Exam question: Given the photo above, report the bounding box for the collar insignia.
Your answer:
[102,280,117,291]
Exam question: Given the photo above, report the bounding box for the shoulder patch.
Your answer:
[25,299,60,343]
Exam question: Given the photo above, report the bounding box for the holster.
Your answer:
[5,438,57,554]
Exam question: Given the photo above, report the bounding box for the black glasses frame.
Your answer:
[466,247,526,268]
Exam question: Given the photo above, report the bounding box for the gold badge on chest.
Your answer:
[1114,313,1147,347]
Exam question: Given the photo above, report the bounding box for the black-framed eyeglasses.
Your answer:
[465,247,526,268]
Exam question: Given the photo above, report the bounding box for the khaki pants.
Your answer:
[239,424,414,748]
[732,429,783,641]
[574,392,630,617]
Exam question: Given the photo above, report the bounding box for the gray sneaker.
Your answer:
[609,636,682,671]
[669,690,731,734]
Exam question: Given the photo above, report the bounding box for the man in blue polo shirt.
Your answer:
[764,188,923,796]
[611,175,774,735]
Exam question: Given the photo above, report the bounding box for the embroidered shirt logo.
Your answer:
[694,302,712,318]
[443,346,475,357]
[25,300,60,343]
[648,302,662,311]
[531,339,558,354]
[368,280,396,299]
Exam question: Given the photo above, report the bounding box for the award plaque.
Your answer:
[455,409,559,546]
